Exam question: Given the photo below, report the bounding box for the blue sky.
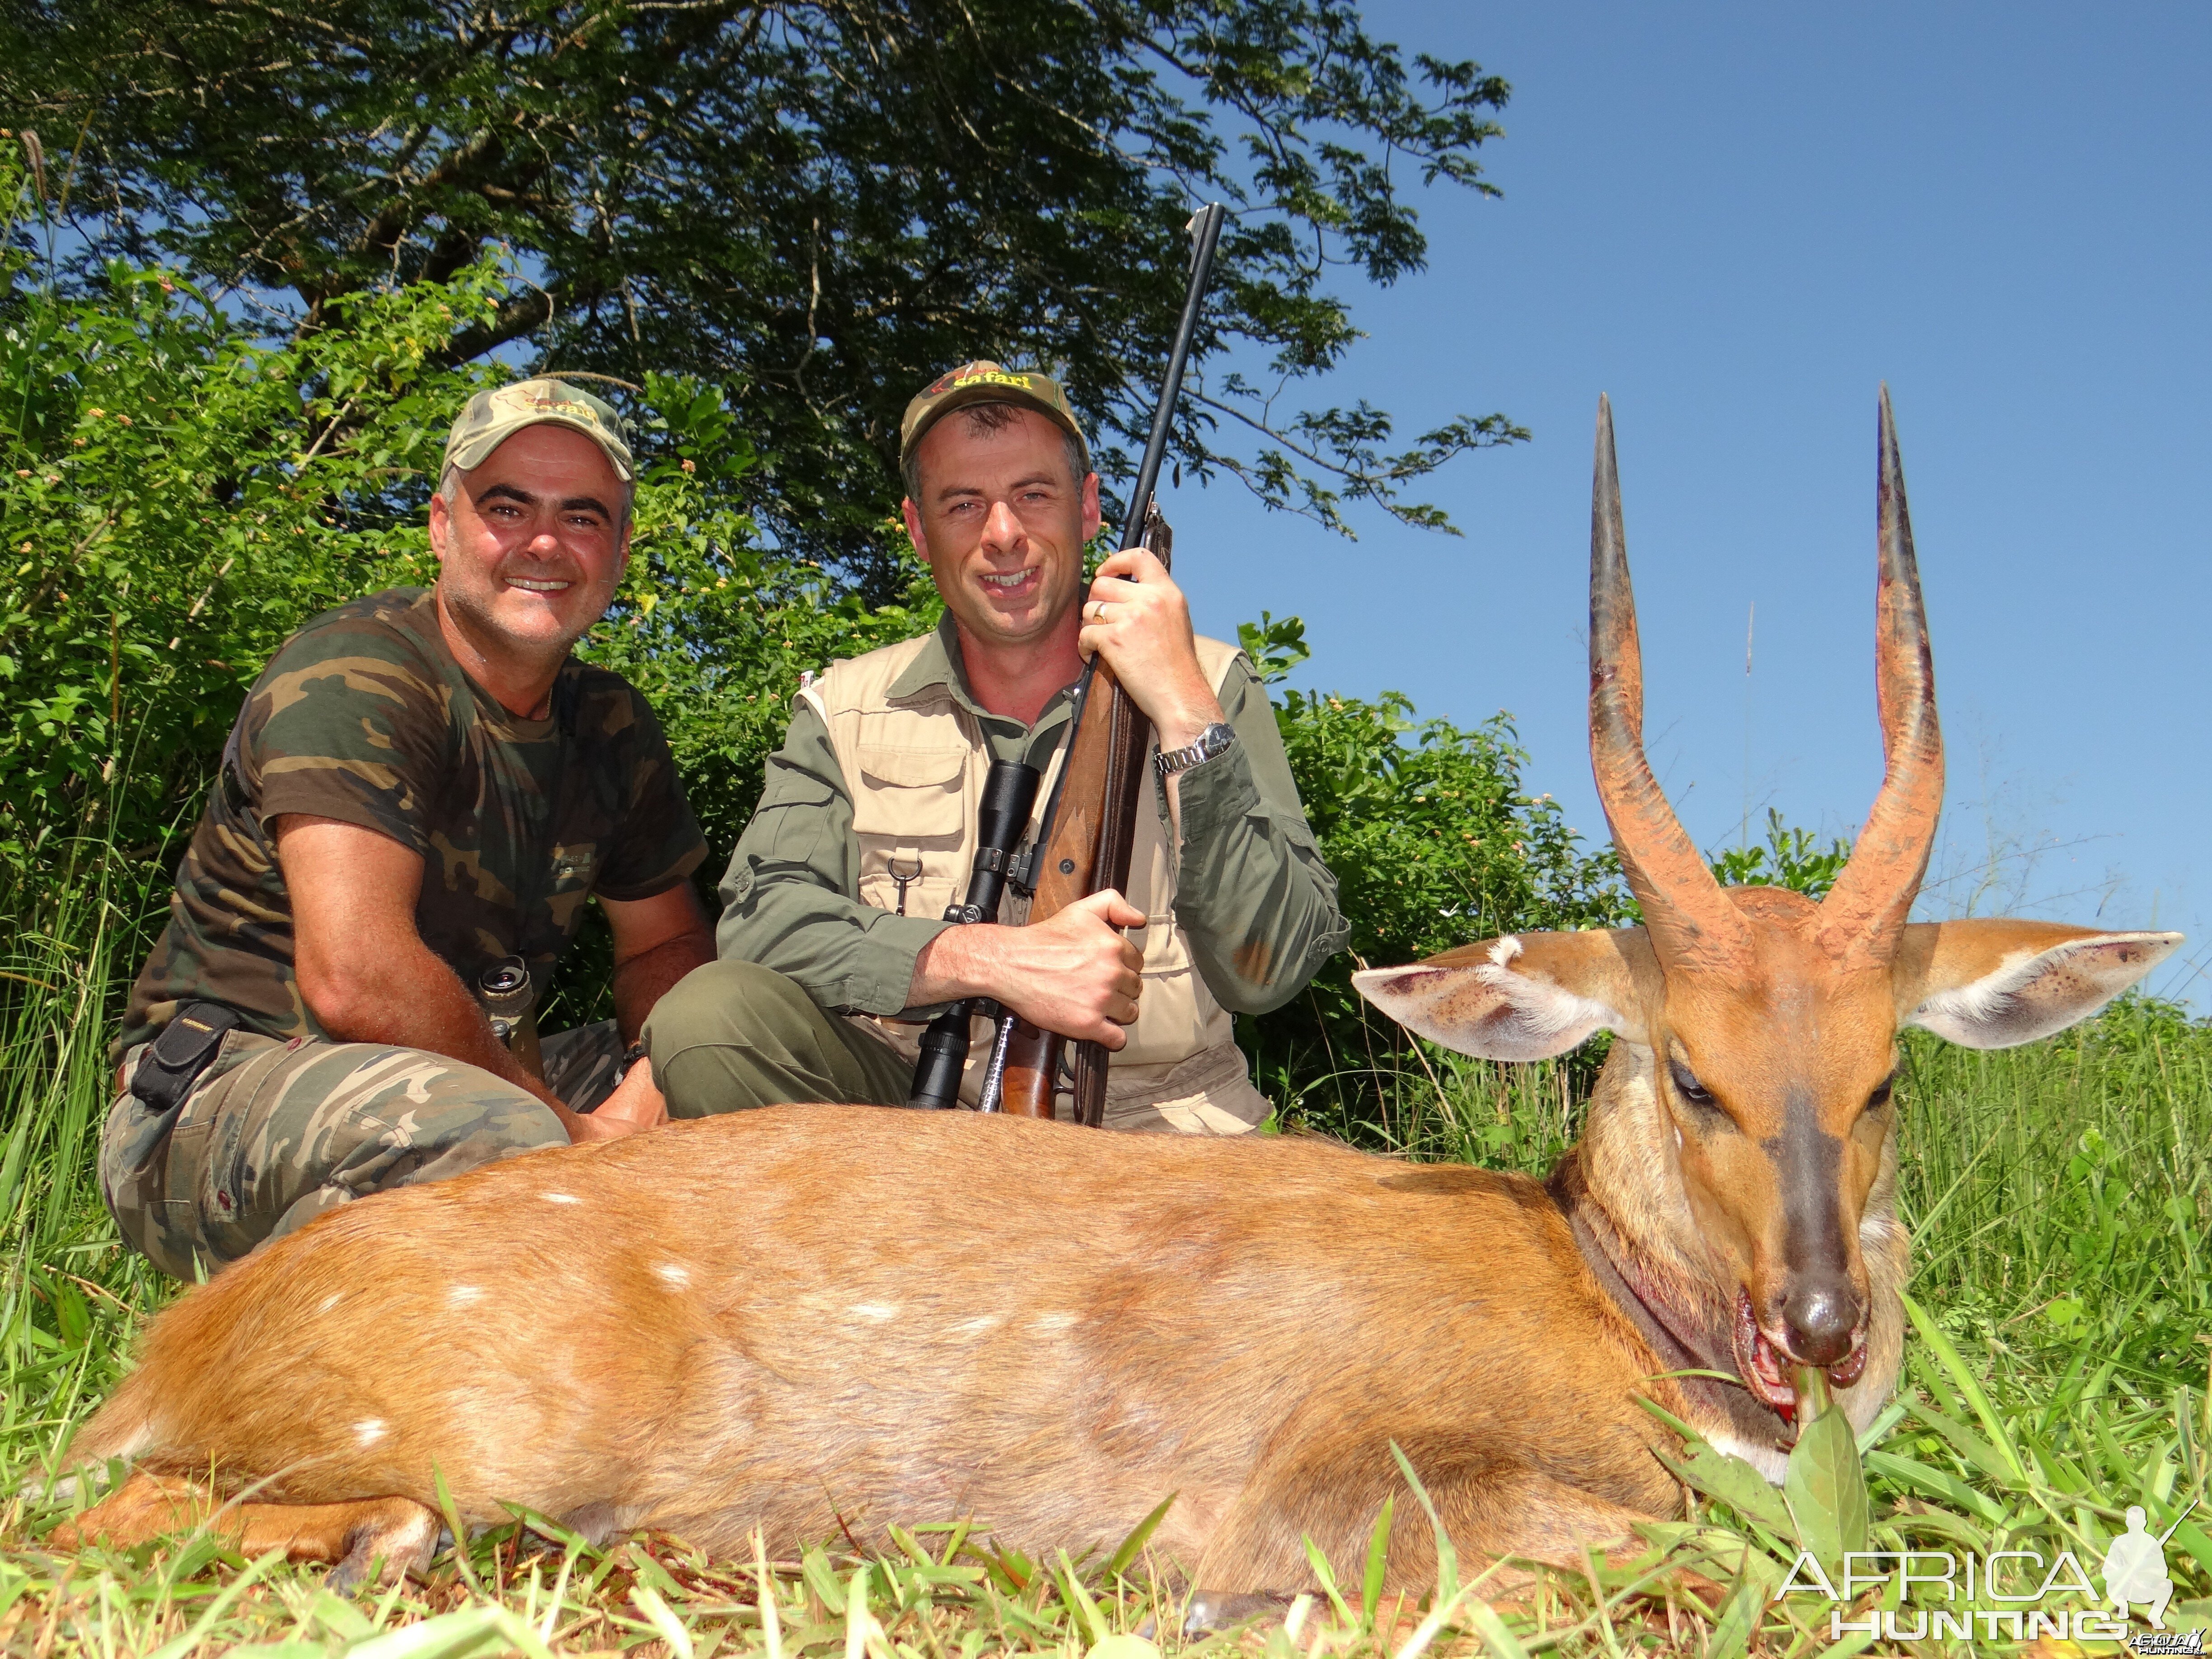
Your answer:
[1156,3,2209,999]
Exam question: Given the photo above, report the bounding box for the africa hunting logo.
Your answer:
[1777,1500,2202,1646]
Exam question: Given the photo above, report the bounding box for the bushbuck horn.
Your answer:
[1816,385,1943,968]
[1588,394,1751,974]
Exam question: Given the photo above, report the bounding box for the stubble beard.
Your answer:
[962,558,1080,653]
[439,561,614,679]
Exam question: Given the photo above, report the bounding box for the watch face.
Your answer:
[1158,722,1236,774]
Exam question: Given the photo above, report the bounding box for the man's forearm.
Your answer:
[908,922,1001,1007]
[312,942,571,1117]
[1171,745,1349,1015]
[612,931,715,1041]
[723,869,950,1017]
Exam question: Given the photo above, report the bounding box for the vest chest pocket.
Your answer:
[852,743,970,919]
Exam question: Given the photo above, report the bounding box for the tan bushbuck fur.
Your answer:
[48,393,2178,1594]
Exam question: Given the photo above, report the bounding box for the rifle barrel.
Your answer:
[1120,202,1226,553]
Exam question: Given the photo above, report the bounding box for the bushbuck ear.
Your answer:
[1352,929,1651,1059]
[1896,919,2184,1050]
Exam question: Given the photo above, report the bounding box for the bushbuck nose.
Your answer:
[1782,1276,1860,1366]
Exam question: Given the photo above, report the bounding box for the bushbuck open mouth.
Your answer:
[1733,1289,1870,1420]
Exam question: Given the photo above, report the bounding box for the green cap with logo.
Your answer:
[900,361,1090,473]
[444,377,635,483]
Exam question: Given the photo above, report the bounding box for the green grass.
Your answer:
[0,900,2208,1654]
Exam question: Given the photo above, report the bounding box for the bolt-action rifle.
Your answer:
[977,202,1227,1126]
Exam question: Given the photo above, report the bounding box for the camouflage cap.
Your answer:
[900,361,1090,474]
[444,378,635,483]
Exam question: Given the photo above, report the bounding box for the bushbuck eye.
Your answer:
[1863,1074,1896,1115]
[1668,1059,1725,1120]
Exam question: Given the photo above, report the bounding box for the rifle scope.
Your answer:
[905,759,1041,1109]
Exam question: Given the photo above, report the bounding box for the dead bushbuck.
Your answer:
[48,392,2175,1604]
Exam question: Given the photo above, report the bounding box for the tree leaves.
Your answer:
[7,0,1522,590]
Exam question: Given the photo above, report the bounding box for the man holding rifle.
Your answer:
[646,362,1347,1130]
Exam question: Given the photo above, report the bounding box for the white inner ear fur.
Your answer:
[1909,930,2181,1050]
[1352,934,1626,1061]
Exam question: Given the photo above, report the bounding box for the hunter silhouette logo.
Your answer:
[2106,1501,2195,1632]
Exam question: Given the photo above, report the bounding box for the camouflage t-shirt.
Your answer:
[117,587,708,1059]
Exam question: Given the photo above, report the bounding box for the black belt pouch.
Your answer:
[130,1003,244,1115]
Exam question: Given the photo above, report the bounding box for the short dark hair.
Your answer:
[900,402,1088,504]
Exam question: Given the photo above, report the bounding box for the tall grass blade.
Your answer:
[1388,1442,1458,1604]
[1103,1490,1177,1579]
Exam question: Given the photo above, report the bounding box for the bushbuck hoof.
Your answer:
[1181,1589,1298,1635]
[323,1504,443,1589]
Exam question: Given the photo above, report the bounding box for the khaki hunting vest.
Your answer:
[796,633,1271,1134]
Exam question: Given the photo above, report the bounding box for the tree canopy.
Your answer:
[5,0,1524,588]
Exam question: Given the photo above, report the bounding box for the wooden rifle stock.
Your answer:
[996,513,1170,1124]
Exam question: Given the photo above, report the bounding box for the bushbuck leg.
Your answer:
[1194,1459,1659,1593]
[51,1470,439,1585]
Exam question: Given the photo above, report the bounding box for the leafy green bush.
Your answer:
[1709,807,1852,898]
[0,254,493,919]
[1234,613,1632,1132]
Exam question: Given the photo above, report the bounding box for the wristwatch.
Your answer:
[1154,721,1237,777]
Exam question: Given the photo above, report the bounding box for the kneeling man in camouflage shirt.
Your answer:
[104,380,715,1277]
[646,364,1347,1130]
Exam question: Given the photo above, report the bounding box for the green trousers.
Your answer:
[643,958,914,1117]
[101,1022,623,1279]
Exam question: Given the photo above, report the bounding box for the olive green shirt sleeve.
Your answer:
[1170,655,1349,1014]
[714,701,951,1017]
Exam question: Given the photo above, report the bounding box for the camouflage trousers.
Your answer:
[100,1022,625,1279]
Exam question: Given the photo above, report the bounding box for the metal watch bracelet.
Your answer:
[1154,720,1236,776]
